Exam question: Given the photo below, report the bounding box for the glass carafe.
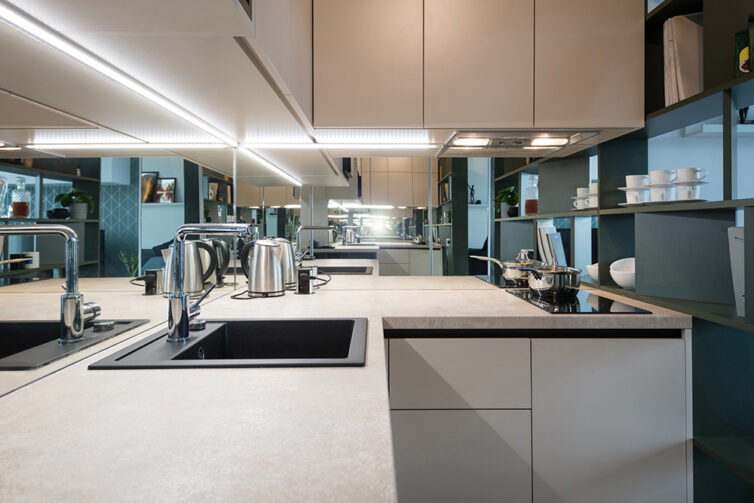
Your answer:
[11,177,30,217]
[524,178,538,216]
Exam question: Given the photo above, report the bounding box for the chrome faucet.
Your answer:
[0,224,100,342]
[295,225,334,262]
[167,223,254,341]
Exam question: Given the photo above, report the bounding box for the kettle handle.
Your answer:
[195,240,217,283]
[240,241,255,278]
[212,239,231,272]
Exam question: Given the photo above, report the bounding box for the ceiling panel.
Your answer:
[0,91,93,128]
[8,0,253,36]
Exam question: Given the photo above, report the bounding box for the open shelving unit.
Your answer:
[489,3,754,497]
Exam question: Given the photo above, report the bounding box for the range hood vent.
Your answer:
[440,130,601,157]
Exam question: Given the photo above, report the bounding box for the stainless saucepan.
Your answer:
[470,251,545,286]
[517,261,581,298]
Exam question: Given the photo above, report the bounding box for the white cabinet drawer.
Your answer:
[379,263,410,276]
[391,409,532,502]
[389,338,531,409]
[378,248,410,264]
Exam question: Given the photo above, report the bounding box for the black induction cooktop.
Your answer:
[507,289,651,314]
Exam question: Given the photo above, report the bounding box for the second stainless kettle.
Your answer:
[272,237,296,290]
[239,239,284,297]
[162,240,216,297]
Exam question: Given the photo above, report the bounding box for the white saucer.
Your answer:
[644,183,676,188]
[618,186,649,192]
[673,180,708,186]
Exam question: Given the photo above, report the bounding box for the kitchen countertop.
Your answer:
[0,276,691,501]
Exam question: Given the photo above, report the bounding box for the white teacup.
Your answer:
[585,196,598,208]
[626,190,649,204]
[650,186,676,201]
[677,184,701,200]
[589,182,599,194]
[573,198,586,210]
[649,169,677,185]
[626,174,649,188]
[677,167,707,182]
[576,187,589,198]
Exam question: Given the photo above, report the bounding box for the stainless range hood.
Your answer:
[439,130,602,157]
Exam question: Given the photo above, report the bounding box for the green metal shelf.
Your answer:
[495,209,598,222]
[600,199,754,215]
[598,285,753,334]
[694,436,754,487]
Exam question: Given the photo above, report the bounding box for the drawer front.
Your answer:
[389,338,531,409]
[379,248,410,264]
[380,263,410,276]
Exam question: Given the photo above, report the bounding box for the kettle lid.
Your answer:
[255,239,280,248]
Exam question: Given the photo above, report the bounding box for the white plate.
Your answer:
[618,186,649,192]
[673,180,708,186]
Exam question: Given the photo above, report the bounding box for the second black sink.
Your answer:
[89,318,368,369]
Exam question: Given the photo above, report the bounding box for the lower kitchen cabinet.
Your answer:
[378,248,442,276]
[391,409,532,503]
[531,338,687,503]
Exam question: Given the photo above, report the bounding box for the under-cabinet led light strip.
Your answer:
[245,143,441,150]
[0,1,303,186]
[29,143,227,150]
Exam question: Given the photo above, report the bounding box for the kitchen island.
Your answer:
[0,276,691,502]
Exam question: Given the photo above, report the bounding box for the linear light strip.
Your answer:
[0,2,304,187]
[29,143,228,150]
[245,143,441,150]
[239,147,302,187]
[0,3,237,146]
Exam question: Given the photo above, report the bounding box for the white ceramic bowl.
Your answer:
[609,258,635,289]
[586,263,599,282]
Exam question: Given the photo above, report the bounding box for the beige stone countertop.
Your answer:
[0,277,690,502]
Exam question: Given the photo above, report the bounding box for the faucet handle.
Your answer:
[189,283,216,314]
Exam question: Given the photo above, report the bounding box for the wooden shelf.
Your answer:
[598,285,753,334]
[694,436,754,487]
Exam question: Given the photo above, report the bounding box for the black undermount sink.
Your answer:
[317,266,373,275]
[89,318,368,369]
[0,320,149,370]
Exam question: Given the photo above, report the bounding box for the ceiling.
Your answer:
[0,0,345,186]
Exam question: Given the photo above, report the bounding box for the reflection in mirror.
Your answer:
[574,215,599,284]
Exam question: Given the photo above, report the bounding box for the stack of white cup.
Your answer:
[573,182,599,210]
[621,168,707,205]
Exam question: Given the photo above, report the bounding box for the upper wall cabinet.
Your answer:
[313,0,424,127]
[424,0,534,128]
[534,0,644,128]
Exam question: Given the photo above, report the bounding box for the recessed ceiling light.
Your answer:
[0,147,21,151]
[523,146,558,150]
[531,137,569,146]
[397,206,408,209]
[284,204,301,209]
[452,138,491,147]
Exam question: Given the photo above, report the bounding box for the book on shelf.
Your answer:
[664,14,703,106]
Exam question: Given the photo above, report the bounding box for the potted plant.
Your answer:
[495,187,519,218]
[54,188,95,220]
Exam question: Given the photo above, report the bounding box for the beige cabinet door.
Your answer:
[361,170,372,205]
[534,0,644,128]
[391,410,532,503]
[412,172,428,207]
[236,181,262,207]
[387,157,412,173]
[263,186,286,207]
[284,186,298,205]
[531,338,687,503]
[388,172,412,207]
[424,0,534,128]
[370,157,388,172]
[370,171,389,205]
[313,0,423,127]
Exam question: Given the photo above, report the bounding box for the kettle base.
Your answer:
[247,290,285,298]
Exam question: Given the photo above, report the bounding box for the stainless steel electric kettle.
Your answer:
[240,239,284,297]
[203,238,231,285]
[162,240,216,297]
[272,237,296,290]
